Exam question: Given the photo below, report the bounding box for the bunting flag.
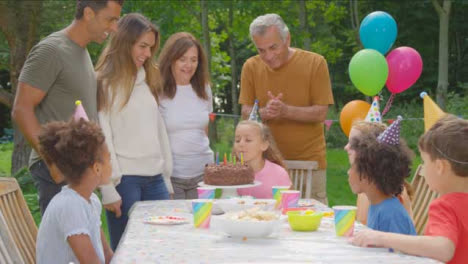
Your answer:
[420,92,446,132]
[73,100,89,121]
[324,120,333,131]
[209,113,216,122]
[365,96,382,123]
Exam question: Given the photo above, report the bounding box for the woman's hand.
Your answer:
[104,200,122,218]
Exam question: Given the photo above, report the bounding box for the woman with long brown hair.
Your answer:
[96,13,173,250]
[158,32,214,199]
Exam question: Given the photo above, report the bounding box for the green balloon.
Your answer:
[349,49,389,96]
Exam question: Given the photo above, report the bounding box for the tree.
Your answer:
[432,0,451,110]
[0,0,43,174]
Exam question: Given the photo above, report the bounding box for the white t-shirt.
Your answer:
[36,186,104,264]
[159,84,214,179]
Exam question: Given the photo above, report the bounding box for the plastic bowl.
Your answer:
[216,198,276,213]
[287,211,323,231]
[216,215,281,238]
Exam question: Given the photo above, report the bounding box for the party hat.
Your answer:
[365,96,382,123]
[73,100,89,121]
[249,99,260,121]
[420,92,446,132]
[377,115,402,145]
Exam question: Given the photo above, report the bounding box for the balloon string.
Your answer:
[382,93,395,117]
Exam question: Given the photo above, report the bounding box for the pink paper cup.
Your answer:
[197,187,216,199]
[280,190,301,210]
[192,199,213,228]
[272,186,290,209]
[333,205,357,237]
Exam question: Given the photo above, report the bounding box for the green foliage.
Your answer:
[0,142,12,176]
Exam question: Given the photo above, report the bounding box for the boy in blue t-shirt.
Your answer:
[347,117,416,235]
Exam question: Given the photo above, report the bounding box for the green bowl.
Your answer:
[287,211,323,231]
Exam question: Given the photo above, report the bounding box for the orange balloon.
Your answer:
[340,100,371,137]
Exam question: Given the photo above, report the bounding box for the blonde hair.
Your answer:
[96,13,161,112]
[351,121,387,138]
[236,120,285,168]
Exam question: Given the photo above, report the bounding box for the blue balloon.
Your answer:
[359,11,397,55]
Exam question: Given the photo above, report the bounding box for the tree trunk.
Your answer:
[200,0,211,74]
[432,0,451,110]
[298,0,310,51]
[228,3,239,115]
[349,0,361,45]
[0,0,43,174]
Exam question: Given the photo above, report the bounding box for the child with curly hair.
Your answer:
[345,121,414,225]
[36,119,113,264]
[351,115,468,264]
[346,118,416,235]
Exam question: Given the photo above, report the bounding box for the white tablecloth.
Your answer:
[112,200,440,264]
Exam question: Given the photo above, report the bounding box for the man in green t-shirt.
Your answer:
[12,0,123,215]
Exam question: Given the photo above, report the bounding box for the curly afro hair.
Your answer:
[350,134,413,196]
[38,119,106,184]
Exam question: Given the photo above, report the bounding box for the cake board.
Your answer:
[198,181,262,198]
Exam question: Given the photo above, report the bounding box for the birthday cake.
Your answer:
[204,163,254,186]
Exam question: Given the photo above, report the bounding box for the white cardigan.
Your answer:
[98,68,173,205]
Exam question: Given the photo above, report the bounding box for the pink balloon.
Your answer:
[386,47,423,94]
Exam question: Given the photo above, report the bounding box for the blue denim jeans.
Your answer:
[106,174,169,250]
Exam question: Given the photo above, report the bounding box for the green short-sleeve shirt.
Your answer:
[19,31,98,166]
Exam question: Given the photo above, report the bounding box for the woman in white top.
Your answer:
[96,13,173,250]
[158,32,214,199]
[36,119,113,264]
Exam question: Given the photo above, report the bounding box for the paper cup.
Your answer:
[333,205,357,237]
[192,199,213,228]
[197,187,216,199]
[280,190,300,210]
[272,186,290,209]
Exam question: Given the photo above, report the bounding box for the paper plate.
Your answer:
[144,216,189,225]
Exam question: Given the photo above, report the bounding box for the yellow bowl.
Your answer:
[287,211,323,231]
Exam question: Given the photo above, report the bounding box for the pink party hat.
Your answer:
[73,100,89,121]
[377,115,402,145]
[365,96,382,123]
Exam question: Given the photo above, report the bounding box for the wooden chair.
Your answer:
[411,165,439,235]
[284,160,318,198]
[0,210,25,263]
[0,177,38,264]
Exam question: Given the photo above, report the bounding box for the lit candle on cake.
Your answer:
[216,152,219,165]
[241,153,244,165]
[223,153,227,165]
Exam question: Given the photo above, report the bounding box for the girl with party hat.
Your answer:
[234,120,291,198]
[351,115,468,264]
[346,116,416,235]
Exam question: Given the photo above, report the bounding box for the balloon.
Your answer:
[349,49,389,96]
[386,47,423,94]
[360,11,397,55]
[340,100,371,137]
